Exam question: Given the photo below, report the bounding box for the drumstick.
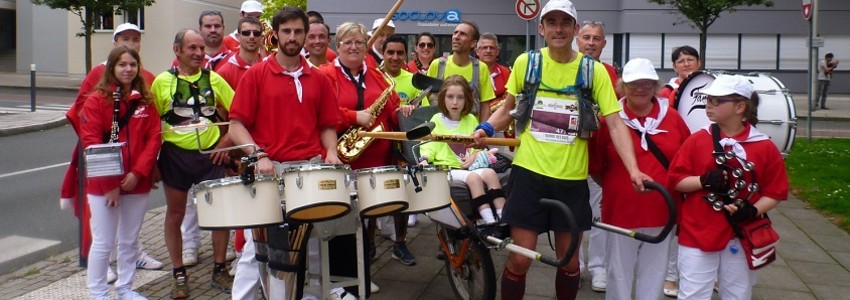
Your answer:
[366,0,405,49]
[358,131,521,147]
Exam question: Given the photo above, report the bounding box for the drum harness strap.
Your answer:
[162,67,220,126]
[510,50,600,139]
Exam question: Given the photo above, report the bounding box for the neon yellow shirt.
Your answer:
[506,49,620,180]
[420,113,479,169]
[151,69,234,150]
[391,69,422,106]
[427,55,496,103]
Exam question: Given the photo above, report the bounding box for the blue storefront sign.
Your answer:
[393,9,461,23]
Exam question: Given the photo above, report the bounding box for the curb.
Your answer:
[0,115,69,137]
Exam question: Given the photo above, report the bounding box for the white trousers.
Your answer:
[181,186,202,250]
[87,193,149,299]
[666,229,679,282]
[677,240,756,300]
[233,228,314,300]
[605,226,669,300]
[580,178,607,277]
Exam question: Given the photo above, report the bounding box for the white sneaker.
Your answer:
[407,214,418,227]
[229,252,240,276]
[135,252,164,270]
[330,287,357,300]
[107,266,118,284]
[591,273,606,292]
[370,281,380,293]
[117,290,148,300]
[182,248,198,267]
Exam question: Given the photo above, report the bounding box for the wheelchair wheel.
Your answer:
[438,224,496,300]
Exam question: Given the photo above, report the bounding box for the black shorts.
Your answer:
[158,142,225,191]
[501,166,591,233]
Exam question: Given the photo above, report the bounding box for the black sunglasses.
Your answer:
[240,30,263,37]
[418,42,434,48]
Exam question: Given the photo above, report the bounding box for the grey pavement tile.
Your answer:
[753,264,809,292]
[367,279,428,300]
[808,284,850,300]
[833,251,850,270]
[786,214,849,237]
[372,255,442,284]
[420,274,459,299]
[523,265,557,298]
[777,198,811,209]
[785,260,850,287]
[777,240,836,264]
[751,286,816,300]
[809,233,850,252]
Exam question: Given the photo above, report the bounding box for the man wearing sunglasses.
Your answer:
[223,1,264,52]
[216,16,266,88]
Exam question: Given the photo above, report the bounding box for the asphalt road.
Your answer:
[0,125,166,274]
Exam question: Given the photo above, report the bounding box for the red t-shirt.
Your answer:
[320,61,401,169]
[602,62,621,99]
[589,100,691,228]
[490,63,511,102]
[215,51,264,88]
[668,124,788,252]
[229,53,340,162]
[223,32,240,52]
[659,78,682,107]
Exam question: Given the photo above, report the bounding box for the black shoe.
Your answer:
[821,107,830,110]
[392,243,416,266]
[479,223,509,239]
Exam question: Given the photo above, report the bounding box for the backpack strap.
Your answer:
[437,57,447,80]
[512,50,542,134]
[470,57,480,101]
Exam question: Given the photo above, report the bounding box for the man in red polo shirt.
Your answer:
[228,7,341,300]
[216,16,265,88]
[223,1,264,52]
[476,32,511,106]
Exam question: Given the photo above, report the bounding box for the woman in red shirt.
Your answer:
[659,46,700,104]
[80,46,161,300]
[407,32,437,74]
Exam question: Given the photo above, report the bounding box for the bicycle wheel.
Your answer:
[440,225,497,300]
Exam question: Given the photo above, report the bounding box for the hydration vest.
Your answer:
[162,68,219,125]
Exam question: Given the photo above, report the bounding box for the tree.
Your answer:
[31,0,155,72]
[261,0,307,20]
[647,0,773,67]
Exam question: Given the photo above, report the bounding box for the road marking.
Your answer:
[1,104,71,112]
[0,235,60,265]
[0,162,70,180]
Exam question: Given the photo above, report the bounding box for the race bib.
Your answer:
[529,96,580,144]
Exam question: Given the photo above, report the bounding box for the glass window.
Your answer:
[93,8,114,31]
[704,34,738,70]
[124,8,145,30]
[778,35,808,70]
[741,35,777,70]
[663,34,701,69]
[628,33,663,68]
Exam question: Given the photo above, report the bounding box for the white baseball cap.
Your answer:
[698,75,755,99]
[621,58,659,83]
[540,0,577,21]
[241,0,263,13]
[368,18,395,36]
[113,23,141,41]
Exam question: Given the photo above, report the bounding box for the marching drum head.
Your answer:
[674,71,717,133]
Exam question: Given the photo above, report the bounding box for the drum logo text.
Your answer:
[318,180,337,190]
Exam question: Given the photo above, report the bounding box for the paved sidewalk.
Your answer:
[0,194,849,299]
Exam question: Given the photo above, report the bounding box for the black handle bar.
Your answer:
[591,180,676,244]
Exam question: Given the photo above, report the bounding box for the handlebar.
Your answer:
[591,180,676,244]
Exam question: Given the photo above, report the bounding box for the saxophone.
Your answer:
[337,71,396,162]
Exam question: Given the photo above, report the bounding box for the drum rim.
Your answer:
[283,163,351,173]
[196,174,279,189]
[354,165,404,174]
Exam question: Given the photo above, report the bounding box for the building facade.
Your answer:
[3,0,849,93]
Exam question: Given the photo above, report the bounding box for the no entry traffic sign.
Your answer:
[516,0,541,20]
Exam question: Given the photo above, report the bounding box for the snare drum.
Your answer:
[674,71,797,156]
[195,174,283,229]
[404,165,451,213]
[282,164,351,222]
[355,166,409,217]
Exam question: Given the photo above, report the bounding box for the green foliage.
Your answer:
[786,138,850,231]
[261,0,308,21]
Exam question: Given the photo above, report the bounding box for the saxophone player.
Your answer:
[318,22,414,298]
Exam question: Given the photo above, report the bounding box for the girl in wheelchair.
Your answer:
[418,75,507,235]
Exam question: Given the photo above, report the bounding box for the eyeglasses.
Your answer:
[706,96,742,106]
[625,81,656,90]
[582,20,605,27]
[340,40,366,48]
[240,30,262,37]
[417,42,434,48]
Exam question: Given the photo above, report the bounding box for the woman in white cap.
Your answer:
[667,74,788,299]
[588,58,690,300]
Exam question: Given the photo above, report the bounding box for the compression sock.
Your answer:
[173,266,187,277]
[555,268,581,300]
[501,267,526,300]
[214,262,227,273]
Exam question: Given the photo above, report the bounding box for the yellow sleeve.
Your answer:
[506,53,529,97]
[210,71,234,111]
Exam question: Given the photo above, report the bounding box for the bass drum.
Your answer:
[674,71,797,156]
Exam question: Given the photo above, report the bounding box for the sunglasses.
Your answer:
[706,96,742,106]
[240,30,262,37]
[417,42,434,48]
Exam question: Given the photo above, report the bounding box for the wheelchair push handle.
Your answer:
[592,180,676,244]
[484,198,579,268]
